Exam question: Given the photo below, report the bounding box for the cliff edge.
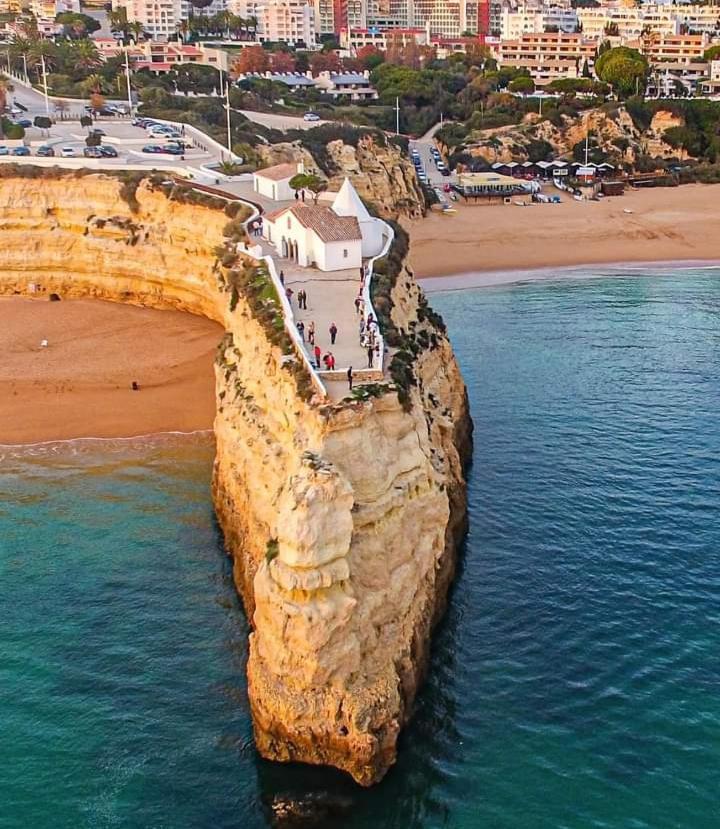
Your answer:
[0,168,471,785]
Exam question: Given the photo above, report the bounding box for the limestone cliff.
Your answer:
[0,169,471,786]
[256,134,424,219]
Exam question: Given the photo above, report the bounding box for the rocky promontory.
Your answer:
[0,168,471,785]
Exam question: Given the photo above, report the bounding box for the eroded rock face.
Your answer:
[0,171,471,786]
[257,135,424,219]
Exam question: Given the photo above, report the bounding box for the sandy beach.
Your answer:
[0,298,222,445]
[409,183,720,280]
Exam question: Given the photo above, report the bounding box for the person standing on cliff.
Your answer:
[367,345,374,368]
[329,322,338,345]
[347,366,353,390]
[313,344,322,369]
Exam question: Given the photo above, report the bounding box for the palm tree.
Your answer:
[82,73,105,95]
[127,21,146,43]
[70,39,101,72]
[8,36,32,77]
[176,19,189,42]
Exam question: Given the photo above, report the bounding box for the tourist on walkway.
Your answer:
[329,322,338,344]
[314,344,322,369]
[297,320,305,341]
[308,321,315,346]
[359,318,365,338]
[285,287,294,304]
[323,353,331,370]
[279,270,285,286]
[327,352,336,370]
[298,289,307,310]
[347,366,353,391]
[367,345,374,368]
[354,296,362,315]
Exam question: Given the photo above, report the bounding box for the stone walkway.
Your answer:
[258,240,374,374]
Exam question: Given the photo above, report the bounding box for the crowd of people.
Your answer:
[282,263,382,385]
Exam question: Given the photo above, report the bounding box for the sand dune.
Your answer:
[409,183,720,278]
[0,298,222,444]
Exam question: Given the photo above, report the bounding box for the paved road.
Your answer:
[6,75,126,119]
[237,109,327,131]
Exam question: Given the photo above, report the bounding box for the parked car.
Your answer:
[0,146,9,155]
[98,145,118,158]
[160,145,184,155]
[16,119,32,128]
[12,146,30,156]
[83,147,103,158]
[60,146,77,157]
[441,168,451,177]
[142,144,166,154]
[303,112,321,122]
[90,128,106,136]
[36,145,55,157]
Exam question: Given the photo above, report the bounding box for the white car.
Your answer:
[60,147,76,157]
[303,112,321,122]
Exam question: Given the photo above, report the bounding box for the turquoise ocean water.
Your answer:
[3,268,720,828]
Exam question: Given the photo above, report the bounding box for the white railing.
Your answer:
[0,156,188,175]
[232,204,328,399]
[361,221,394,375]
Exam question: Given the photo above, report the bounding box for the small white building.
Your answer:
[253,162,302,202]
[263,203,362,271]
[331,178,384,258]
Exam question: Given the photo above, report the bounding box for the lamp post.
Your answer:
[40,53,49,115]
[124,48,133,116]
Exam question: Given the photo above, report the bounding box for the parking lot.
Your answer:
[0,113,219,169]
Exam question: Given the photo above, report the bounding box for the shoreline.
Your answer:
[418,258,720,292]
[408,183,720,282]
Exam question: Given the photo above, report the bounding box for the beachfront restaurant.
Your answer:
[453,172,527,200]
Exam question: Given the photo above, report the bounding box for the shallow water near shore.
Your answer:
[3,268,720,827]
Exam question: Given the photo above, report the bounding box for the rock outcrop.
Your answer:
[0,169,471,786]
[256,134,424,219]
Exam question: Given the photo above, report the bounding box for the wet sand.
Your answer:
[0,298,222,445]
[409,184,720,279]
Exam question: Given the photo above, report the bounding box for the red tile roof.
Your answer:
[265,204,361,243]
[255,162,299,181]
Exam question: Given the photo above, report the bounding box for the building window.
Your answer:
[343,249,348,258]
[287,217,291,229]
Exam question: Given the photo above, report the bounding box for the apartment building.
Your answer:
[31,0,80,21]
[500,5,578,39]
[700,58,720,94]
[576,5,678,41]
[339,25,425,50]
[675,5,720,36]
[638,32,707,64]
[112,0,182,39]
[498,31,595,85]
[408,0,483,38]
[0,0,21,14]
[257,0,316,45]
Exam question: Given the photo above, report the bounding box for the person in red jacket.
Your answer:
[313,344,321,369]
